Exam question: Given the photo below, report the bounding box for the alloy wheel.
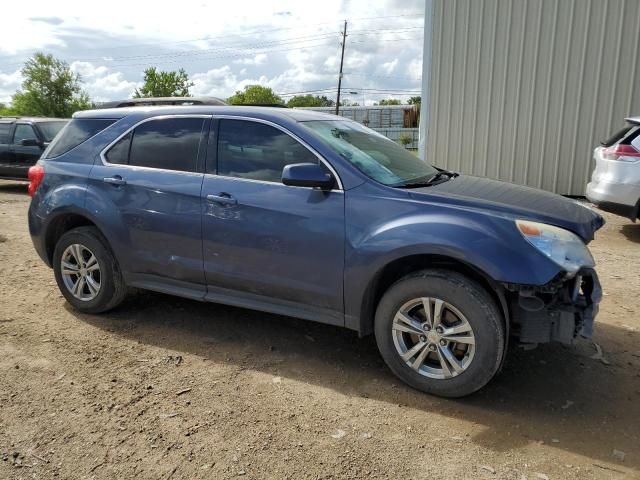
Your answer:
[391,297,476,379]
[60,243,101,302]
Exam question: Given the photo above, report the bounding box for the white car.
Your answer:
[587,116,640,221]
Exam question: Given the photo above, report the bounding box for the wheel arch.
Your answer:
[358,254,510,339]
[44,211,109,265]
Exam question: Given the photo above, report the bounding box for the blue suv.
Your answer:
[28,106,603,397]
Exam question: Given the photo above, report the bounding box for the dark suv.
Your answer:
[27,106,603,397]
[0,117,68,179]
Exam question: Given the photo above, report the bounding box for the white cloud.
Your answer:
[0,0,425,103]
[192,66,239,97]
[0,69,22,103]
[233,53,268,66]
[381,58,398,75]
[70,61,138,101]
[71,61,108,79]
[407,58,423,82]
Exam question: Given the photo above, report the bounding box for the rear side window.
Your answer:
[0,123,12,144]
[105,132,131,165]
[46,119,115,158]
[104,117,204,173]
[216,119,317,182]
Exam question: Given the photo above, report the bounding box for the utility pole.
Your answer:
[335,20,347,115]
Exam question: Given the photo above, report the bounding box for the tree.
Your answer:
[227,85,283,105]
[133,67,194,98]
[0,102,14,116]
[376,98,402,106]
[398,133,413,149]
[286,94,334,108]
[407,96,421,105]
[9,53,92,117]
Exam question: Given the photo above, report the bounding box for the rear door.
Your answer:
[89,115,210,294]
[200,118,345,324]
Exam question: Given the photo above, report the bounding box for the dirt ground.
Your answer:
[0,180,639,480]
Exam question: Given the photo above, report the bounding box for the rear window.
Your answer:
[601,124,640,147]
[45,119,115,158]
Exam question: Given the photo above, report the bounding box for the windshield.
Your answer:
[37,121,68,142]
[301,120,437,186]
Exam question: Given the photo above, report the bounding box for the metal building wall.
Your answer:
[426,0,640,195]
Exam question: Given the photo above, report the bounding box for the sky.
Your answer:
[0,0,425,106]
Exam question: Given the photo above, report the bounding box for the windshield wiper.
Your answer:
[395,170,458,188]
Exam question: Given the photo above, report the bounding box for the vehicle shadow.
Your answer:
[621,223,640,244]
[71,291,640,471]
[0,182,28,195]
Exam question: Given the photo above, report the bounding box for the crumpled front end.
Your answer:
[506,268,602,345]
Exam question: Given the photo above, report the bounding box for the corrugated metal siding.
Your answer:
[427,0,640,195]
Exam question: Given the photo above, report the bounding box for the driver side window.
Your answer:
[215,119,317,182]
[13,124,38,145]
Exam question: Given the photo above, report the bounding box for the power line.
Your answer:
[73,33,340,64]
[278,88,338,97]
[348,26,423,34]
[277,87,422,96]
[0,28,422,70]
[92,41,336,69]
[0,33,340,68]
[0,24,339,62]
[349,37,423,45]
[0,38,338,70]
[0,13,424,63]
[344,71,422,80]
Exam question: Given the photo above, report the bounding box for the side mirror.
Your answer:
[21,138,42,148]
[282,163,335,190]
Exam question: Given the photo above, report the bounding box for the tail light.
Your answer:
[601,143,640,161]
[27,165,45,197]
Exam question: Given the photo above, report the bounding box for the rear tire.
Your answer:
[53,227,127,313]
[374,269,505,398]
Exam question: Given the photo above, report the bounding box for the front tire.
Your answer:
[374,269,505,398]
[53,227,127,313]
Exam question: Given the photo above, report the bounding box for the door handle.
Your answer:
[206,193,237,206]
[103,175,126,186]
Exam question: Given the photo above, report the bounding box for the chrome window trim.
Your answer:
[209,115,343,191]
[201,170,344,193]
[98,113,344,190]
[99,114,212,176]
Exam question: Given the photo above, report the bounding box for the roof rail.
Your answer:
[95,96,227,109]
[238,103,288,108]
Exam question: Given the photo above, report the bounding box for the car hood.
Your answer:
[408,175,604,242]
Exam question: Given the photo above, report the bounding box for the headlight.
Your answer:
[516,220,595,275]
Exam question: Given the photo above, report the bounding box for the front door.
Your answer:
[0,122,13,177]
[89,116,209,294]
[11,124,43,178]
[201,118,345,325]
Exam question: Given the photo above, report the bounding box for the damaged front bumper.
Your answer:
[506,268,602,345]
